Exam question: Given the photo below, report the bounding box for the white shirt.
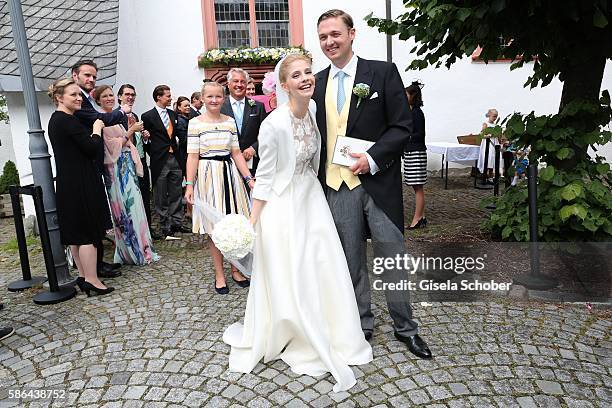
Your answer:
[81,88,101,112]
[154,104,169,119]
[329,53,358,110]
[229,95,245,120]
[329,53,379,174]
[190,104,203,114]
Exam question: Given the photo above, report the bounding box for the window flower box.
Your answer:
[199,46,311,86]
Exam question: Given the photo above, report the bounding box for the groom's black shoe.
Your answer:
[364,331,373,341]
[394,333,432,359]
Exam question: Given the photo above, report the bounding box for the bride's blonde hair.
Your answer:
[278,54,312,83]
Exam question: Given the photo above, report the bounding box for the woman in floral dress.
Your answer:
[94,85,159,265]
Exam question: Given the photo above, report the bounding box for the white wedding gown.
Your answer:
[223,112,372,392]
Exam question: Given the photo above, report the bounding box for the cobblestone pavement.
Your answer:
[0,173,610,407]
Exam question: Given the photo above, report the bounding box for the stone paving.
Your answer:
[0,173,610,407]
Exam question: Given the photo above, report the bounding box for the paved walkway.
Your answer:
[0,174,610,407]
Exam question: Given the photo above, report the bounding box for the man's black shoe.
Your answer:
[172,225,192,234]
[97,264,122,279]
[151,230,164,240]
[364,331,373,341]
[0,327,15,341]
[100,261,121,272]
[394,333,433,359]
[98,261,121,271]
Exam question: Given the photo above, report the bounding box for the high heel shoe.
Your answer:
[75,277,85,293]
[81,281,115,297]
[408,217,428,230]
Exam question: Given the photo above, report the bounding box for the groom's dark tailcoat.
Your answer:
[221,97,267,173]
[313,57,413,233]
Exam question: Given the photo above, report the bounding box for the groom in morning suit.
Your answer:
[221,68,267,175]
[312,9,432,359]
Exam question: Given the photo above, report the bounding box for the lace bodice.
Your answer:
[290,112,318,175]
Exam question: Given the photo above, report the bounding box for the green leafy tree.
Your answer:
[367,1,612,241]
[366,0,611,110]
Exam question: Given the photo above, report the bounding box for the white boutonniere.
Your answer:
[247,99,255,107]
[353,83,370,109]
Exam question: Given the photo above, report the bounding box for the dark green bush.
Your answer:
[482,92,612,242]
[0,160,20,194]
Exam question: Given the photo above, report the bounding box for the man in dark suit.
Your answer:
[220,68,266,175]
[71,59,129,278]
[188,91,203,119]
[141,85,187,239]
[313,9,431,359]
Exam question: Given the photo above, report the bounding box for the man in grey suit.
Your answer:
[313,9,431,359]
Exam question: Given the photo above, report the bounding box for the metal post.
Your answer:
[30,186,76,304]
[8,0,71,284]
[485,145,501,210]
[493,144,500,196]
[513,164,558,290]
[7,185,46,291]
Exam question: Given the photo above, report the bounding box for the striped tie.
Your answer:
[336,71,347,113]
[160,109,170,129]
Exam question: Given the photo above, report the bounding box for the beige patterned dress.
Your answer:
[187,116,251,234]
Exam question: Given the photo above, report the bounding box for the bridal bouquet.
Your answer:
[193,199,255,276]
[211,214,255,260]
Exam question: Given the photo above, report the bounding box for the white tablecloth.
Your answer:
[427,142,480,163]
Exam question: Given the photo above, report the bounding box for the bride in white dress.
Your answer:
[223,54,372,392]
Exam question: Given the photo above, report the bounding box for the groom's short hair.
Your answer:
[317,9,354,29]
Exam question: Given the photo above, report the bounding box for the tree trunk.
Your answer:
[559,53,606,112]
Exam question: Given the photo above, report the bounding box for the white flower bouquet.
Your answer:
[194,199,255,276]
[211,214,255,260]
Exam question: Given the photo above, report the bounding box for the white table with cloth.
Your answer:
[426,142,480,189]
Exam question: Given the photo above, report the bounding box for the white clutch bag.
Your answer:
[332,136,375,167]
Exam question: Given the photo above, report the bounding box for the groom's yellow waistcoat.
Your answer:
[325,73,361,190]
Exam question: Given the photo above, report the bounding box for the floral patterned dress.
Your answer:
[105,142,159,265]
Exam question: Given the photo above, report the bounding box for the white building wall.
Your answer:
[6,92,56,215]
[114,0,205,116]
[0,122,16,169]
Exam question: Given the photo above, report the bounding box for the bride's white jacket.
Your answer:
[252,100,321,201]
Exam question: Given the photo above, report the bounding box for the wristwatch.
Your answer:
[243,175,253,183]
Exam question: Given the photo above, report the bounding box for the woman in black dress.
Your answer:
[47,78,114,296]
[403,81,428,229]
[173,96,191,177]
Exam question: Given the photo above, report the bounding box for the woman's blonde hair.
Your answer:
[278,54,312,83]
[47,78,77,106]
[201,80,225,95]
